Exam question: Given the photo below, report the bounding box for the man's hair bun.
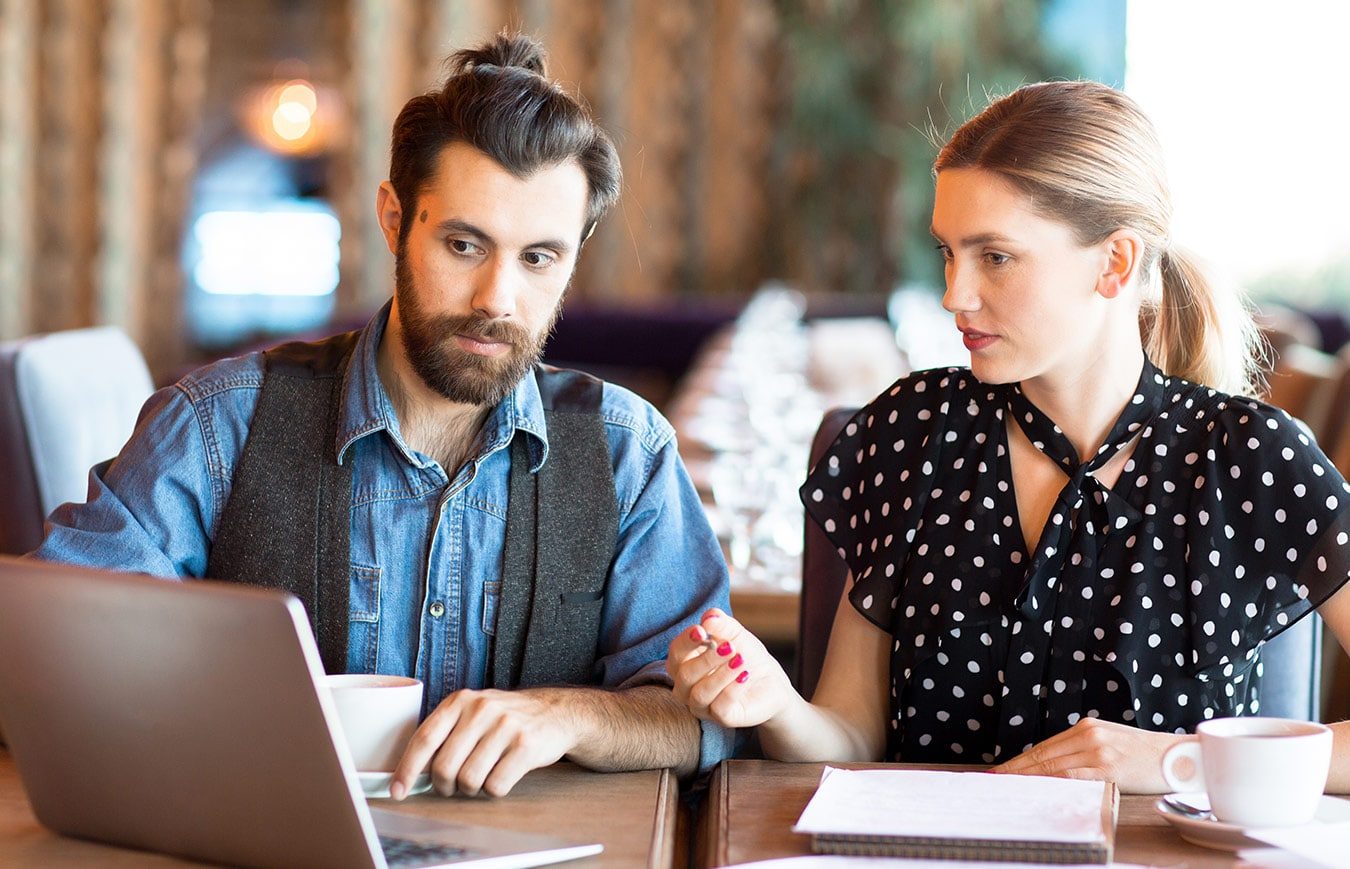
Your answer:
[449,32,546,77]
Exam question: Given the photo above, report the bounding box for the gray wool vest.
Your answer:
[205,331,619,689]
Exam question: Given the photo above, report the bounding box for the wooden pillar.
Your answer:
[32,0,103,335]
[0,0,39,339]
[97,0,209,378]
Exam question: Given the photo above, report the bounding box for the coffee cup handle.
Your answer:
[1161,739,1205,793]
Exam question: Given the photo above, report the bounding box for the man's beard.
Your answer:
[394,251,561,406]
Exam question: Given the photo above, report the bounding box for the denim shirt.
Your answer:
[36,304,734,771]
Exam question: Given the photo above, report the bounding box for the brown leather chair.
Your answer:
[1264,343,1340,442]
[794,406,857,700]
[0,328,152,555]
[1313,346,1350,470]
[1255,305,1322,369]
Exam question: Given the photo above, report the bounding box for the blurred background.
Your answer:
[2,0,1349,717]
[3,0,1346,384]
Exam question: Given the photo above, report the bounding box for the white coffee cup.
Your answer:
[321,674,423,773]
[1161,717,1332,827]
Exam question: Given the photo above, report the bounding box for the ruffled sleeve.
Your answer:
[800,368,969,631]
[1182,396,1350,678]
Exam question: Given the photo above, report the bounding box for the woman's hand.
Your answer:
[665,608,796,729]
[991,717,1186,793]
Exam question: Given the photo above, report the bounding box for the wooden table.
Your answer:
[0,751,679,867]
[728,586,800,649]
[698,760,1255,868]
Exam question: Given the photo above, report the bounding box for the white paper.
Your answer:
[792,767,1108,844]
[719,859,1154,869]
[1247,821,1350,868]
[1237,847,1335,869]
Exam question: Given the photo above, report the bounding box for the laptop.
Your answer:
[0,556,603,868]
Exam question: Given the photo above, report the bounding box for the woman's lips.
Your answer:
[961,329,998,351]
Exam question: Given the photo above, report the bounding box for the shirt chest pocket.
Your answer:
[350,564,381,622]
[346,563,381,674]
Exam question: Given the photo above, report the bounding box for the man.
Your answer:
[35,33,732,799]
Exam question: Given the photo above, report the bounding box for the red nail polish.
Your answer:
[728,653,743,669]
[687,627,703,642]
[716,641,732,656]
[736,670,749,684]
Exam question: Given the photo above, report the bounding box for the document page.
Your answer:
[792,767,1108,843]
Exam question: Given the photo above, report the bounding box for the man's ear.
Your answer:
[376,182,403,256]
[1096,229,1144,299]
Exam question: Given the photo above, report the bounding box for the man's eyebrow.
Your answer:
[435,218,572,254]
[436,218,490,241]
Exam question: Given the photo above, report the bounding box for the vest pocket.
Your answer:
[551,592,605,683]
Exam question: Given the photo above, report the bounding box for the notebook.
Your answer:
[792,767,1117,864]
[0,555,602,868]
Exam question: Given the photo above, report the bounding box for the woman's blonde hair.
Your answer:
[934,81,1263,396]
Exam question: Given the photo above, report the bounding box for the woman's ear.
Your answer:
[1097,229,1145,299]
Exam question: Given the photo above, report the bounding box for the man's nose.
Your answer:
[471,256,516,320]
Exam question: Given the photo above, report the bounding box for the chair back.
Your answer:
[1264,344,1339,441]
[0,327,152,554]
[1257,614,1323,721]
[1315,347,1350,476]
[795,407,857,700]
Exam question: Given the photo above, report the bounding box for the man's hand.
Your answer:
[389,688,576,799]
[991,717,1186,793]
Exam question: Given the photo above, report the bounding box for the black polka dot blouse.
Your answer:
[801,358,1350,764]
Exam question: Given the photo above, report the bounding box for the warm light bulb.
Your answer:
[272,101,313,141]
[277,80,318,113]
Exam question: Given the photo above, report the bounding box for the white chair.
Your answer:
[0,327,153,555]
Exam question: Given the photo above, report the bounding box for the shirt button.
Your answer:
[429,602,445,618]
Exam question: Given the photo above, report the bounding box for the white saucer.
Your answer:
[358,771,433,799]
[1155,792,1350,851]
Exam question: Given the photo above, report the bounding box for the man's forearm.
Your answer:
[530,683,702,778]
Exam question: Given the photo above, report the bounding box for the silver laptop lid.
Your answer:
[0,556,383,869]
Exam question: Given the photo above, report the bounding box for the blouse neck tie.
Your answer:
[992,358,1167,757]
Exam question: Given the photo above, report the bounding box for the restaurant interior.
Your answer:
[2,1,1349,866]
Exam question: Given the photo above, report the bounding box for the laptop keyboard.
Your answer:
[378,834,473,867]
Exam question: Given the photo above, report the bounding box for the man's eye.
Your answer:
[522,251,555,268]
[985,252,1010,266]
[449,239,482,255]
[934,244,953,263]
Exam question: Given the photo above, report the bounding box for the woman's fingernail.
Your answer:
[687,627,703,643]
[716,642,732,657]
[728,653,743,669]
[390,781,406,801]
[736,670,750,684]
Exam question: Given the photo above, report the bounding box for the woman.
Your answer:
[668,81,1350,793]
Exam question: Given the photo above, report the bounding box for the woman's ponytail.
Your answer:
[1144,246,1264,397]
